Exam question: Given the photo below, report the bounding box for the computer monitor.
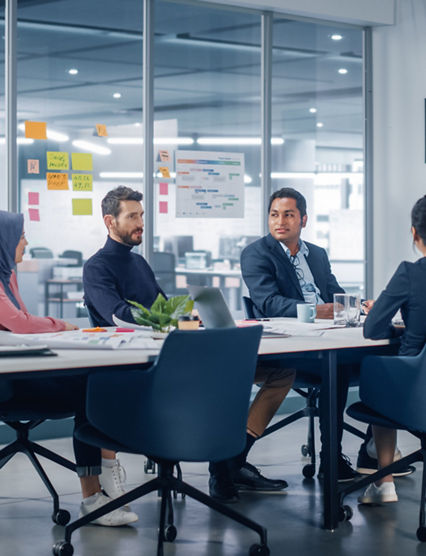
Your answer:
[163,235,194,262]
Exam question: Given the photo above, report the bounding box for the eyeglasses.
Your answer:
[290,254,305,286]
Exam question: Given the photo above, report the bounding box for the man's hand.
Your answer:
[64,321,79,331]
[361,299,375,314]
[315,303,334,319]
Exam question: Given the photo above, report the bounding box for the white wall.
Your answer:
[198,0,395,26]
[372,0,426,295]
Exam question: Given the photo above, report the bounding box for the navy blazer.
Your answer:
[240,234,344,318]
[364,257,426,356]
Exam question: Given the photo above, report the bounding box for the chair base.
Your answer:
[54,461,269,556]
[0,421,75,525]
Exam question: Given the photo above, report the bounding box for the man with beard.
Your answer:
[83,186,164,327]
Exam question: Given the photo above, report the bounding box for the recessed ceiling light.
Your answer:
[331,34,343,41]
[68,68,78,75]
[316,122,324,128]
[113,92,122,99]
[338,68,348,75]
[309,107,317,114]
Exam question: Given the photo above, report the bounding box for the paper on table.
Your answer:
[112,315,168,338]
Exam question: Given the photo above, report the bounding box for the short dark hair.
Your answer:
[101,186,143,218]
[411,194,426,244]
[268,187,307,218]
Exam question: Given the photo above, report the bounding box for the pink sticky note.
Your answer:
[28,208,40,222]
[28,192,39,205]
[159,182,168,195]
[159,201,168,214]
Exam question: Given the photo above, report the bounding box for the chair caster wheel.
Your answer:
[52,541,74,556]
[163,524,177,542]
[144,459,156,474]
[249,543,270,555]
[52,509,71,526]
[416,526,426,542]
[302,464,315,478]
[301,444,310,457]
[338,505,353,522]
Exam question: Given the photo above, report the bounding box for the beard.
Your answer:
[114,225,143,246]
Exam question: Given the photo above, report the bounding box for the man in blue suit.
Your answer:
[241,187,357,481]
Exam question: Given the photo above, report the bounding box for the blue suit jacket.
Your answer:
[240,234,344,318]
[364,257,426,356]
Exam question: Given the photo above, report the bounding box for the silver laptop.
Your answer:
[187,285,236,329]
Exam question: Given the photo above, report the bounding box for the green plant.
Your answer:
[128,294,194,332]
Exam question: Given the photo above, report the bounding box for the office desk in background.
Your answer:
[0,325,394,532]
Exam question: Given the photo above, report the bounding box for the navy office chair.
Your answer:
[242,296,365,478]
[340,344,426,539]
[54,327,269,556]
[0,392,76,525]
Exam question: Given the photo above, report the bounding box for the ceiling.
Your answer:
[0,0,364,151]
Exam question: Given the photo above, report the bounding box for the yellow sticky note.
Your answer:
[25,121,47,140]
[159,166,171,178]
[95,124,108,137]
[72,173,93,191]
[47,151,69,170]
[47,172,69,190]
[72,153,93,171]
[72,198,93,216]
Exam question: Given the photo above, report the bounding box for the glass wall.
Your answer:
[272,18,365,295]
[152,1,262,310]
[15,0,143,316]
[0,2,5,209]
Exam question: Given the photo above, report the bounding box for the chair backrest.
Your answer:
[360,343,426,433]
[151,251,176,294]
[59,250,83,267]
[242,296,256,319]
[86,326,262,462]
[29,247,53,259]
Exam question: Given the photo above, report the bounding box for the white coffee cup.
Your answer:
[297,303,316,323]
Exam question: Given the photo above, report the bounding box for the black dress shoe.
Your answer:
[234,462,288,492]
[209,474,239,503]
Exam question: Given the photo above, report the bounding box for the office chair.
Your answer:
[53,327,269,556]
[339,344,426,540]
[0,394,76,525]
[29,246,54,259]
[59,250,83,267]
[242,296,365,478]
[151,251,177,296]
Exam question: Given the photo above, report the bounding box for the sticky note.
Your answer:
[72,198,93,216]
[159,150,170,162]
[47,151,69,170]
[47,173,69,190]
[95,124,108,137]
[159,182,168,195]
[72,173,93,191]
[28,192,39,205]
[159,166,170,178]
[72,153,93,171]
[27,159,40,174]
[28,208,40,222]
[25,121,47,140]
[159,201,168,214]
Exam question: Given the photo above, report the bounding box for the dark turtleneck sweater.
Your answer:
[83,236,164,326]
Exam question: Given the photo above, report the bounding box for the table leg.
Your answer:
[321,350,339,530]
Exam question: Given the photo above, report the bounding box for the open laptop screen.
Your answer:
[187,285,236,329]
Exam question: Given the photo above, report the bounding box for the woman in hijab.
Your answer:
[0,211,137,526]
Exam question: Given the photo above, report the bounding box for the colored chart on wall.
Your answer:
[175,150,244,218]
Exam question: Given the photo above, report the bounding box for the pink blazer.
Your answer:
[0,271,66,334]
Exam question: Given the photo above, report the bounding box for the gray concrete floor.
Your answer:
[0,417,425,556]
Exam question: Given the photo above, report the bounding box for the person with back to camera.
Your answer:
[0,210,138,526]
[358,194,426,504]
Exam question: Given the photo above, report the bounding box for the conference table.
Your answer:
[0,323,396,531]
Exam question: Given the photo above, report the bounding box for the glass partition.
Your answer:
[272,18,364,295]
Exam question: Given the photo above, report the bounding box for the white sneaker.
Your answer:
[358,482,398,505]
[80,492,138,527]
[366,437,402,461]
[100,459,128,499]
